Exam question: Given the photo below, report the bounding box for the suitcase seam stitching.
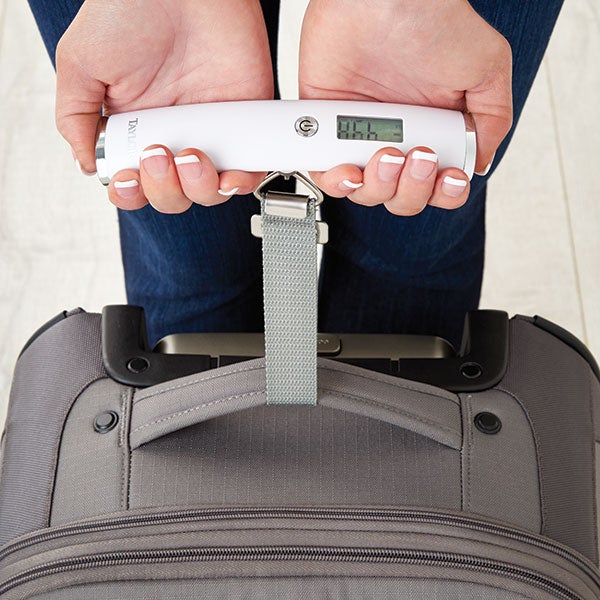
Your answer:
[131,391,265,433]
[587,368,599,563]
[320,363,459,405]
[495,385,546,535]
[464,395,473,513]
[132,365,266,403]
[321,389,461,441]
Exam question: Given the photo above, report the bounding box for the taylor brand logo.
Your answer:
[127,118,139,156]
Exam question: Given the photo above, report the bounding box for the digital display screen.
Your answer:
[337,115,403,142]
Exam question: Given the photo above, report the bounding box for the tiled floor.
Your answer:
[0,1,598,429]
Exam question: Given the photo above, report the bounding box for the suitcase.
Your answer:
[1,304,600,599]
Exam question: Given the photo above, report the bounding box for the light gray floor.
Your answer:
[0,1,598,430]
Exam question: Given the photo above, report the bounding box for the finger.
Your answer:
[428,169,471,210]
[345,149,406,206]
[107,171,148,211]
[308,165,364,198]
[217,170,268,199]
[174,153,266,205]
[172,150,221,206]
[55,40,105,175]
[384,147,438,216]
[140,146,192,214]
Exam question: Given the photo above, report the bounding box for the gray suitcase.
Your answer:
[1,305,600,599]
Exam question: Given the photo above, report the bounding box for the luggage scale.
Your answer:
[95,100,477,181]
[96,101,507,403]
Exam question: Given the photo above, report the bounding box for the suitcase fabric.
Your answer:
[1,307,600,598]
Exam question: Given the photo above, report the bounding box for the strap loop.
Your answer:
[253,172,325,405]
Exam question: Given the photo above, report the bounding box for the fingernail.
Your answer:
[339,179,363,191]
[114,179,139,199]
[442,175,468,197]
[475,152,496,177]
[217,187,240,196]
[75,158,96,177]
[378,154,405,182]
[409,151,438,180]
[174,154,202,180]
[141,147,169,178]
[475,162,492,177]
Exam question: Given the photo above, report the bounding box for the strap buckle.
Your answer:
[251,171,328,244]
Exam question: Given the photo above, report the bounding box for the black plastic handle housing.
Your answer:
[102,305,214,387]
[101,305,509,392]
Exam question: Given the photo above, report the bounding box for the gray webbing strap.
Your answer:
[251,171,326,405]
[260,196,318,405]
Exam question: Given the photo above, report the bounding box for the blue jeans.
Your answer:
[28,0,564,347]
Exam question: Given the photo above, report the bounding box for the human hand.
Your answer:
[56,0,273,212]
[299,0,512,215]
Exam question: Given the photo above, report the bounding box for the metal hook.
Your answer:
[253,171,324,206]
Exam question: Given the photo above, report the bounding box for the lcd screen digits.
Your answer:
[337,116,404,142]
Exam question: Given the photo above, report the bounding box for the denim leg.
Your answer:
[319,0,564,347]
[26,0,83,67]
[118,196,265,346]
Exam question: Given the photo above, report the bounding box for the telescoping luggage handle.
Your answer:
[101,305,509,393]
[96,100,479,404]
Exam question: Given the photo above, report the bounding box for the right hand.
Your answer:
[299,0,512,216]
[56,0,273,213]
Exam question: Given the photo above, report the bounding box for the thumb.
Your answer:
[469,109,513,176]
[55,47,106,175]
[465,81,513,176]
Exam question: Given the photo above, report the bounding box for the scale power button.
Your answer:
[295,116,319,137]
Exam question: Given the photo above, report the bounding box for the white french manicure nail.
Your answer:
[174,154,200,166]
[475,162,493,177]
[443,176,468,188]
[341,179,363,189]
[475,153,496,177]
[114,179,139,199]
[442,176,468,198]
[410,151,438,180]
[380,154,405,165]
[140,147,168,160]
[217,187,240,196]
[74,158,96,177]
[114,180,139,189]
[412,151,438,163]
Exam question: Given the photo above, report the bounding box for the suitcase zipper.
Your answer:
[0,544,585,599]
[2,507,596,576]
[2,508,597,598]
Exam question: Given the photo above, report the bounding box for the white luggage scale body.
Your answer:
[95,100,477,183]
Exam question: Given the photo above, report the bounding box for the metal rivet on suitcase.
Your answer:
[127,356,150,373]
[474,412,502,435]
[94,411,119,434]
[460,362,483,379]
